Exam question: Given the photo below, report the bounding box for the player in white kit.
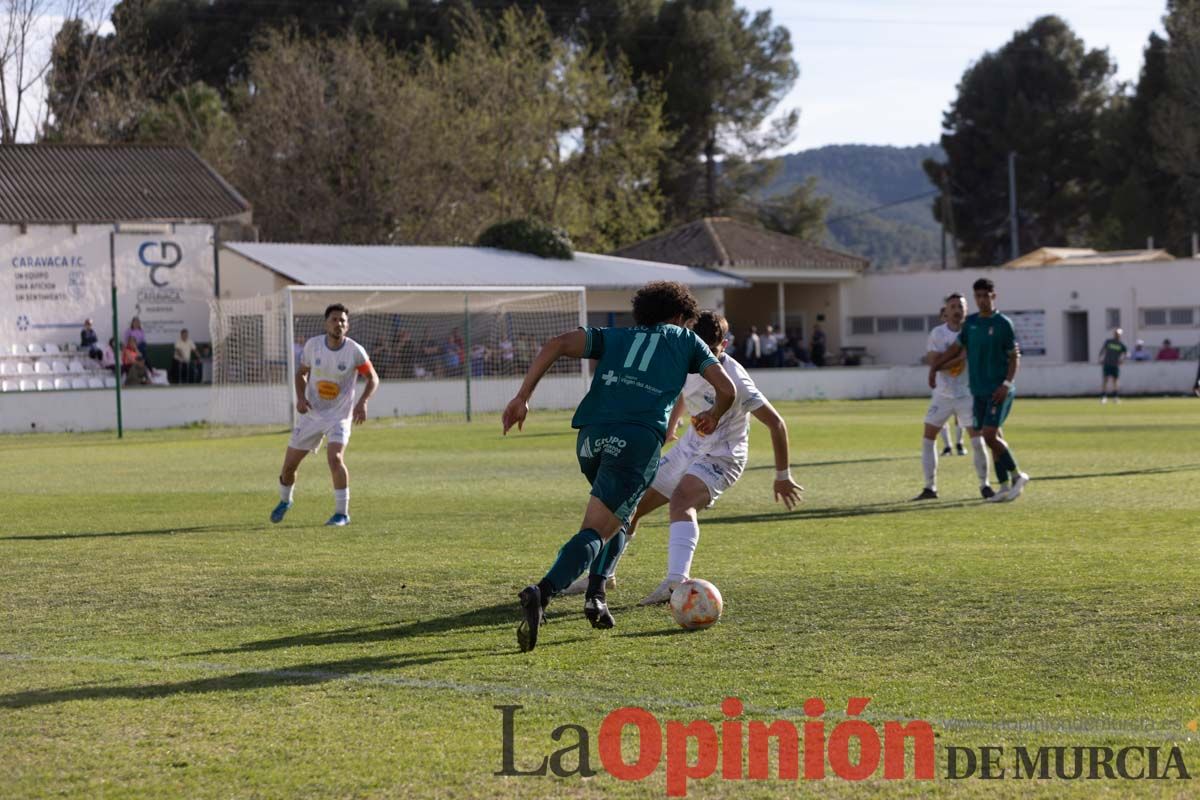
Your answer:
[270,304,379,526]
[913,293,993,501]
[563,310,804,605]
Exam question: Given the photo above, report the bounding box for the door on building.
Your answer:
[1065,311,1089,362]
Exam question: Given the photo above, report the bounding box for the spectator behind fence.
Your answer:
[744,325,761,367]
[122,336,148,385]
[1157,339,1180,360]
[101,338,117,374]
[762,324,780,367]
[811,323,827,367]
[293,334,305,368]
[1131,339,1151,361]
[80,318,101,358]
[172,328,201,384]
[124,316,148,362]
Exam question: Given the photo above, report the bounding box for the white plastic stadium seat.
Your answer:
[0,362,10,376]
[103,376,116,388]
[18,379,35,391]
[44,343,61,354]
[34,361,52,375]
[36,378,53,391]
[0,380,13,392]
[70,377,89,389]
[67,359,85,373]
[16,361,32,375]
[8,343,20,355]
[51,360,69,374]
[53,377,69,390]
[87,376,104,389]
[26,343,43,354]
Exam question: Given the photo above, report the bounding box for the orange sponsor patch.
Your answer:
[316,381,340,400]
[948,361,965,377]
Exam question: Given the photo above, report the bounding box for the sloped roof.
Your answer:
[613,217,869,272]
[223,242,749,289]
[0,145,250,223]
[1004,247,1175,268]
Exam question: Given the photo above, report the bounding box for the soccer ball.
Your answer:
[669,579,723,630]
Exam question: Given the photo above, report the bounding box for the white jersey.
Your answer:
[301,335,371,420]
[678,353,766,459]
[927,323,969,399]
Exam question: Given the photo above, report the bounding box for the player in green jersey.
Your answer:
[502,281,736,652]
[931,278,1030,503]
[1098,328,1127,404]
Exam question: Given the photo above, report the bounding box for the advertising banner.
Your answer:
[1,224,215,349]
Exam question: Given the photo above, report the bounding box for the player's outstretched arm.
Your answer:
[692,362,736,435]
[751,402,804,510]
[502,329,587,435]
[353,363,379,424]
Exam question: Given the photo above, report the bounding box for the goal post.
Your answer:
[209,285,588,428]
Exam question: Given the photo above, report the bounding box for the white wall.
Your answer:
[843,260,1200,365]
[4,365,1193,434]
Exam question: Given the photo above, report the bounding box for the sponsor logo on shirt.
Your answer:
[316,381,340,400]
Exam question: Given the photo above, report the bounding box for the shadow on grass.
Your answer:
[746,455,913,471]
[1034,463,1200,482]
[0,525,231,542]
[704,497,979,524]
[189,601,530,656]
[0,638,591,709]
[616,628,692,639]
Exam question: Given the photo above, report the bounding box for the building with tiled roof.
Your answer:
[615,217,869,363]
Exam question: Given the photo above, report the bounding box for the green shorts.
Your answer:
[1102,364,1120,379]
[973,390,1015,430]
[576,423,662,523]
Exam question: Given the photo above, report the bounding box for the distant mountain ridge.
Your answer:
[767,144,947,268]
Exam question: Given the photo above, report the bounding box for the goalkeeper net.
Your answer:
[208,286,587,427]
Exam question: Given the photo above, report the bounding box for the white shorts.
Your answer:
[288,413,352,452]
[924,394,973,430]
[651,437,746,507]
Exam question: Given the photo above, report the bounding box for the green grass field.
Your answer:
[2,398,1199,798]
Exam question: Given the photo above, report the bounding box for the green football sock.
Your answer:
[998,448,1019,476]
[592,529,627,578]
[994,455,1009,485]
[539,529,602,595]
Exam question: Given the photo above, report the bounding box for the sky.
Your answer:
[4,2,1169,147]
[739,0,1168,151]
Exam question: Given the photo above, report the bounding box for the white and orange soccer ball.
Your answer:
[669,578,723,630]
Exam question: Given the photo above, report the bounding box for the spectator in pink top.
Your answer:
[1157,339,1180,361]
[123,317,149,362]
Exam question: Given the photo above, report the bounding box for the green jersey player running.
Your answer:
[931,278,1030,502]
[502,282,736,652]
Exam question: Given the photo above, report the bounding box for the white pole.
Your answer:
[777,282,786,332]
[285,287,296,431]
[577,287,590,388]
[1192,232,1198,258]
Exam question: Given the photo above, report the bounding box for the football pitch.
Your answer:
[2,397,1198,798]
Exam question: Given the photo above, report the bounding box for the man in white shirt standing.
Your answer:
[271,303,379,526]
[744,325,761,368]
[564,310,804,605]
[914,293,993,501]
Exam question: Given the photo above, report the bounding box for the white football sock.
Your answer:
[939,426,951,449]
[666,520,700,582]
[970,437,990,486]
[921,438,937,490]
[334,488,349,515]
[955,424,965,446]
[280,481,294,503]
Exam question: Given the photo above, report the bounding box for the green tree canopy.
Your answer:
[924,15,1115,266]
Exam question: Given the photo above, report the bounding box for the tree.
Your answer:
[1151,0,1200,249]
[924,16,1115,266]
[631,0,798,220]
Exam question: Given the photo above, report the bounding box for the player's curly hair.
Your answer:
[631,281,699,327]
[693,310,729,349]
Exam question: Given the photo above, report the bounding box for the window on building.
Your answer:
[927,315,942,330]
[850,317,874,335]
[1105,308,1120,330]
[876,316,900,333]
[1168,308,1195,326]
[902,316,926,333]
[1142,308,1168,327]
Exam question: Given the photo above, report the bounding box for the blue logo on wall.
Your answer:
[139,241,183,287]
[16,315,29,331]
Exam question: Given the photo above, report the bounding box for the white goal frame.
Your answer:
[284,284,588,428]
